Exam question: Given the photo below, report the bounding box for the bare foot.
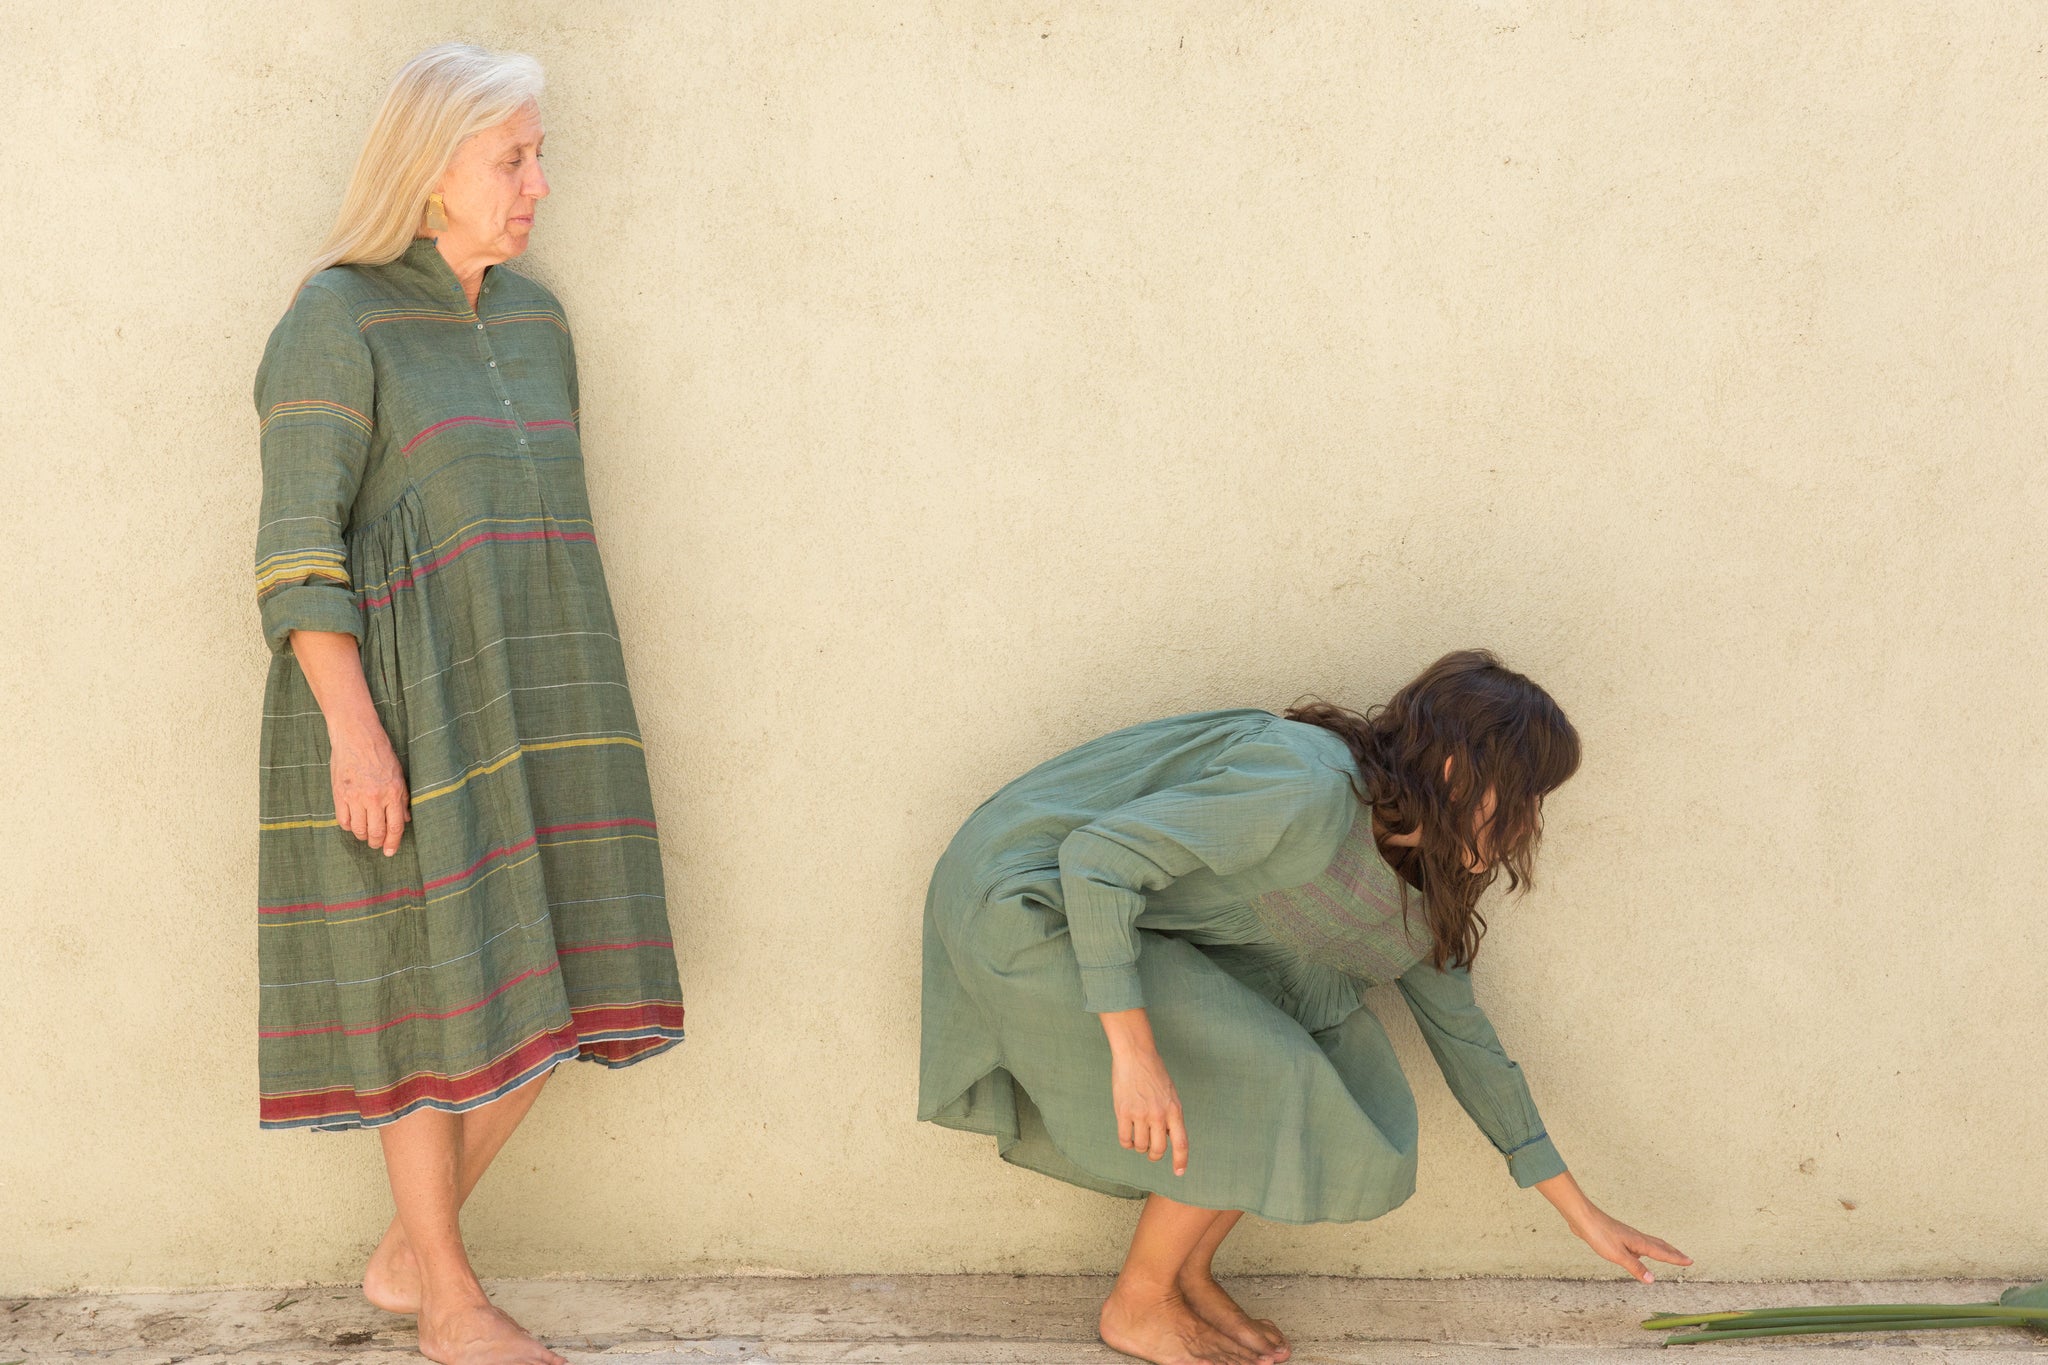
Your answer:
[1179,1270,1290,1363]
[363,1219,422,1315]
[1100,1281,1271,1365]
[416,1295,565,1365]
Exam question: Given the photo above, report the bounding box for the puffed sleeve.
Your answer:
[252,282,374,654]
[1057,735,1331,1013]
[1395,962,1567,1187]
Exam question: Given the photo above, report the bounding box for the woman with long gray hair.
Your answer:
[252,43,684,1364]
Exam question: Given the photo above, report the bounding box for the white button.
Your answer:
[502,398,511,405]
[475,323,484,330]
[488,361,497,367]
[519,439,528,446]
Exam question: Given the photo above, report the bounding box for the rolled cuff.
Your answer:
[1078,963,1145,1014]
[1505,1133,1567,1188]
[261,582,364,655]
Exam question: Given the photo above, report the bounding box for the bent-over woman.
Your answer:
[253,44,684,1365]
[919,651,1685,1365]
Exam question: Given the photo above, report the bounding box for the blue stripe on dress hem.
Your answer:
[573,1032,686,1069]
[259,1029,686,1130]
[259,1043,578,1132]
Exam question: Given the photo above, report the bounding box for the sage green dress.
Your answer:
[918,709,1566,1224]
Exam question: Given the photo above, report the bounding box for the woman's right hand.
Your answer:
[1099,1008,1190,1175]
[330,722,411,856]
[288,629,411,858]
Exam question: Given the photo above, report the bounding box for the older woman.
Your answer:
[920,652,1688,1365]
[254,44,683,1365]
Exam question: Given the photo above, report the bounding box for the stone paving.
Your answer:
[6,1276,2047,1364]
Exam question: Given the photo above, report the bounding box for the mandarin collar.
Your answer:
[402,236,496,307]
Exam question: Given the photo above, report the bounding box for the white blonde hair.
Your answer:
[297,43,544,294]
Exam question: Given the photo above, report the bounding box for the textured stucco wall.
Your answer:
[4,0,2045,1294]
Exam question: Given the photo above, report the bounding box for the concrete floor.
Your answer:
[6,1276,2047,1364]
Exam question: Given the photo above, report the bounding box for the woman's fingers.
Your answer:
[1635,1231,1692,1266]
[1119,1109,1191,1172]
[380,795,406,855]
[364,801,388,851]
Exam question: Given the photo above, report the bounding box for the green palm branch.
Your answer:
[1644,1280,2048,1345]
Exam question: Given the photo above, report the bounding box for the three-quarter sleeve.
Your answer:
[1395,962,1566,1187]
[1058,736,1329,1013]
[252,282,374,654]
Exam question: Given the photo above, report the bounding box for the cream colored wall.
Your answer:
[4,0,2045,1294]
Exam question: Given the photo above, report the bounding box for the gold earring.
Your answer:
[424,193,448,232]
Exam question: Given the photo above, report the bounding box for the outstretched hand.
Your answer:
[1535,1171,1691,1283]
[1568,1206,1691,1283]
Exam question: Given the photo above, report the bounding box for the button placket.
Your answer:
[470,289,542,498]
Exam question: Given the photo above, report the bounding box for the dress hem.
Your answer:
[260,1026,685,1133]
[920,1068,1417,1229]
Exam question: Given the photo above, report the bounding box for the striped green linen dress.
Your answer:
[919,709,1565,1223]
[253,238,684,1131]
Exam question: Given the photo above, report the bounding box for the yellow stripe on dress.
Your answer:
[407,736,647,807]
[255,556,350,595]
[258,733,646,832]
[486,309,570,333]
[262,399,372,436]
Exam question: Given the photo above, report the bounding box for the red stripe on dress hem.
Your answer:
[571,1003,687,1038]
[259,1007,684,1124]
[571,1001,686,1030]
[260,1024,578,1125]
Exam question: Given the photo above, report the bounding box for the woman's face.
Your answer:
[435,103,549,264]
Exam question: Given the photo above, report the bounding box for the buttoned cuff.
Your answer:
[1505,1133,1567,1188]
[1079,963,1145,1013]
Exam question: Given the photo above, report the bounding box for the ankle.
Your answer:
[1109,1271,1182,1304]
[416,1268,488,1310]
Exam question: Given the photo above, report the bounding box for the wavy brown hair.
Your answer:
[1286,650,1580,971]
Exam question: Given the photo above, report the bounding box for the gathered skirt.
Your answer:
[918,864,1424,1225]
[256,485,685,1131]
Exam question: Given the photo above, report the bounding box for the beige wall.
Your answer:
[5,0,2046,1294]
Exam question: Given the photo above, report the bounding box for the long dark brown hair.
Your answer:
[1286,650,1581,971]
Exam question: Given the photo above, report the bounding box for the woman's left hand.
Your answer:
[1535,1171,1692,1283]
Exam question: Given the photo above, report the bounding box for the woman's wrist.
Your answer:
[326,702,387,744]
[1535,1170,1596,1226]
[1097,1006,1158,1059]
